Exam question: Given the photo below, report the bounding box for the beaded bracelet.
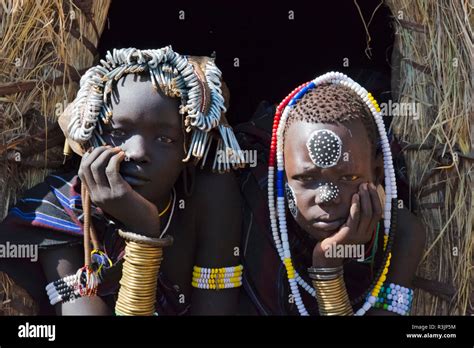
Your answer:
[45,271,99,306]
[191,265,243,290]
[367,283,413,315]
[49,287,82,306]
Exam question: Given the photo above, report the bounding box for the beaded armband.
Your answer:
[191,265,243,290]
[367,283,413,315]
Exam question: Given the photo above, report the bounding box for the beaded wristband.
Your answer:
[191,265,243,290]
[45,271,99,306]
[367,283,413,315]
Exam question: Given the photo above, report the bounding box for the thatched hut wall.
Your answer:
[386,0,472,315]
[0,0,110,218]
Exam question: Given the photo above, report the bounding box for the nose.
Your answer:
[314,182,340,205]
[122,134,151,164]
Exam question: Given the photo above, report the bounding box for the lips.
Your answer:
[120,171,151,187]
[311,218,345,231]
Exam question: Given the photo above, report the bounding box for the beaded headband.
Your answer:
[268,71,397,316]
[62,46,243,172]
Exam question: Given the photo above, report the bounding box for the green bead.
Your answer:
[383,304,388,310]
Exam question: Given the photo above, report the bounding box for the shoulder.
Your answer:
[191,169,242,243]
[385,207,426,287]
[193,169,242,213]
[194,168,241,193]
[395,207,426,254]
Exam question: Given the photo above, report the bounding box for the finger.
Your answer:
[368,182,382,219]
[321,194,359,249]
[90,147,122,187]
[320,225,350,251]
[79,146,110,188]
[81,146,110,168]
[358,183,372,239]
[346,192,360,232]
[366,182,382,237]
[105,151,128,189]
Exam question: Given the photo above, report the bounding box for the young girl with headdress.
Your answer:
[0,47,244,315]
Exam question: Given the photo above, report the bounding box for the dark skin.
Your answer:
[284,119,426,315]
[39,74,242,315]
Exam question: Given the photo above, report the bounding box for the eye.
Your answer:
[156,135,174,144]
[341,175,360,181]
[108,129,127,138]
[297,175,314,182]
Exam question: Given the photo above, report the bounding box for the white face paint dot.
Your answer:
[306,129,342,168]
[285,183,298,218]
[315,182,340,203]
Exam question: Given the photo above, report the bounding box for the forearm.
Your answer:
[59,295,112,315]
[40,245,112,315]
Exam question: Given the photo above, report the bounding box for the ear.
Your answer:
[58,102,86,157]
[373,151,384,186]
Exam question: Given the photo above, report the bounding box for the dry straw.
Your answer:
[386,0,472,315]
[0,0,110,219]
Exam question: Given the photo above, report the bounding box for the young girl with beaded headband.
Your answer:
[0,47,244,315]
[243,71,426,315]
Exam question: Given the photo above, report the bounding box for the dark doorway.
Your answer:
[98,0,394,125]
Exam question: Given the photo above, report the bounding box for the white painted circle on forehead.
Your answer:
[306,129,342,168]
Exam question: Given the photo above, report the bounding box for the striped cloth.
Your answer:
[6,172,91,235]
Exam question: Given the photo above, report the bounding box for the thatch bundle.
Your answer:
[386,0,473,314]
[0,0,110,219]
[0,271,38,315]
